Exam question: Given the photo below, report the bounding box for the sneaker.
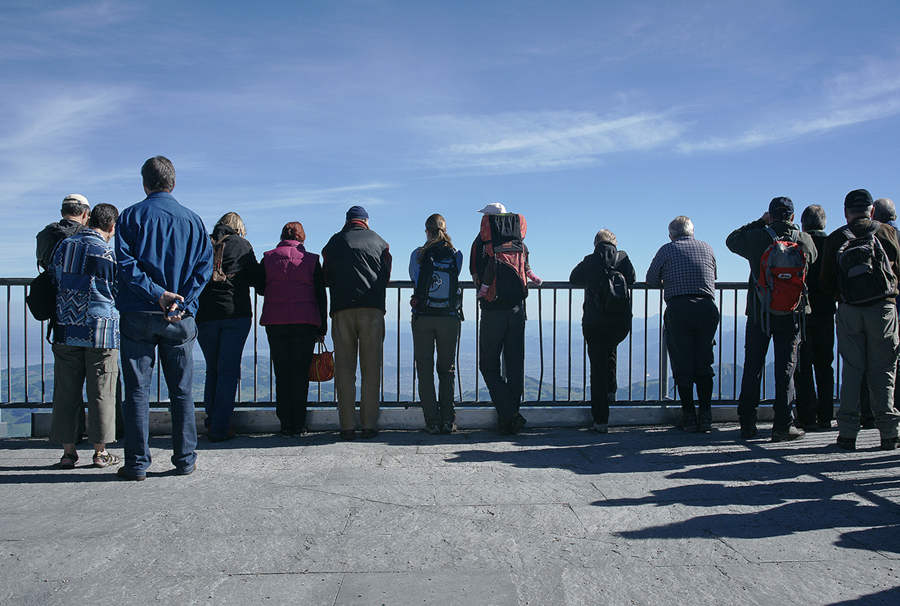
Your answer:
[177,465,195,476]
[771,426,805,442]
[880,436,899,451]
[360,429,378,439]
[836,436,857,450]
[794,421,818,432]
[59,452,78,469]
[441,422,456,434]
[340,430,356,441]
[682,415,699,433]
[116,467,146,481]
[426,424,441,435]
[92,452,120,468]
[593,423,608,434]
[280,429,293,438]
[210,429,237,443]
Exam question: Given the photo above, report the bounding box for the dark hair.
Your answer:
[61,201,89,217]
[141,156,176,192]
[88,203,119,230]
[800,205,826,231]
[280,222,306,243]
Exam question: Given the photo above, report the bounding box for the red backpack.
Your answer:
[755,226,808,334]
[478,213,528,307]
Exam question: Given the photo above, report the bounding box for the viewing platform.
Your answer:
[3,423,899,605]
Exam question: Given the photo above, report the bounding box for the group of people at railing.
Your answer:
[35,154,900,480]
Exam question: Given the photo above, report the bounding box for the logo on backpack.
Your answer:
[476,213,528,308]
[836,222,897,305]
[755,227,808,331]
[414,246,462,316]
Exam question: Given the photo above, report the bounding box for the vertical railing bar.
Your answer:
[6,285,12,404]
[643,287,648,401]
[551,288,557,402]
[567,289,572,401]
[396,287,401,404]
[733,291,739,400]
[24,283,29,403]
[659,290,667,401]
[717,288,724,401]
[475,299,480,403]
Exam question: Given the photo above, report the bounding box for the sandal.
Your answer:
[59,452,78,469]
[92,452,120,468]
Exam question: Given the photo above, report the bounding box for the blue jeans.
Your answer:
[198,317,252,439]
[120,313,198,475]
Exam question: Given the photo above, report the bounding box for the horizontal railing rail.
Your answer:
[2,277,824,411]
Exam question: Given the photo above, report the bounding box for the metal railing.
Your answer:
[0,277,775,411]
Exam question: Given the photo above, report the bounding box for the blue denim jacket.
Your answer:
[115,191,213,316]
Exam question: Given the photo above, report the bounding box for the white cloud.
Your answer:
[218,182,399,210]
[414,110,686,174]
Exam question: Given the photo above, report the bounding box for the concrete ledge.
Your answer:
[29,401,771,437]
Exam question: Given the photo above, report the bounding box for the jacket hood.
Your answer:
[211,223,237,240]
[592,241,619,269]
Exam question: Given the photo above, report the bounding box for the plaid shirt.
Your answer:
[646,236,717,301]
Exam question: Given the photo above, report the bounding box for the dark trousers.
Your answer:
[794,314,835,426]
[664,297,719,412]
[266,324,318,433]
[737,314,801,430]
[479,305,525,425]
[583,322,630,425]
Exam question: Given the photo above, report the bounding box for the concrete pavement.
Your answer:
[2,422,899,605]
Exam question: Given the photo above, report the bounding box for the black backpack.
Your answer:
[588,249,632,316]
[414,246,462,317]
[836,222,897,305]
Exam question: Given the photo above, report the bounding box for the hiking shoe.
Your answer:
[92,452,120,468]
[698,410,712,434]
[59,453,78,469]
[510,413,527,434]
[836,436,857,450]
[593,423,608,434]
[771,426,805,443]
[116,467,146,481]
[441,422,456,434]
[880,436,899,451]
[740,425,759,439]
[426,424,441,435]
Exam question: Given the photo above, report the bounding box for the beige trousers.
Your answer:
[332,308,385,430]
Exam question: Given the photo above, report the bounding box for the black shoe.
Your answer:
[836,436,857,450]
[280,429,293,438]
[497,422,513,436]
[818,420,834,430]
[771,426,805,443]
[681,413,699,433]
[794,421,818,432]
[210,429,237,443]
[176,465,195,476]
[509,413,527,434]
[340,430,356,441]
[740,424,759,439]
[116,467,146,481]
[360,429,378,439]
[441,422,456,434]
[861,418,876,429]
[698,410,712,434]
[880,436,899,451]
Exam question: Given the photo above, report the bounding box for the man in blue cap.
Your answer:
[322,206,392,441]
[819,189,900,451]
[726,197,816,442]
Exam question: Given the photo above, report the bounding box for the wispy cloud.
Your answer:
[415,110,686,174]
[224,182,399,210]
[0,87,133,200]
[679,57,900,153]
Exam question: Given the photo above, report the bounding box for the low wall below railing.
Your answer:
[27,400,789,437]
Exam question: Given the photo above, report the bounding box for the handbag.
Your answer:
[308,342,334,382]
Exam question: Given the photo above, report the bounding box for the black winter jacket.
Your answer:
[321,221,392,315]
[569,242,636,326]
[196,224,260,322]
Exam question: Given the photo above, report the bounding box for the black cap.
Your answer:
[844,189,874,211]
[768,196,794,220]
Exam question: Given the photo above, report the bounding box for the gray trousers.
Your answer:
[50,344,118,445]
[836,301,900,439]
[412,315,460,427]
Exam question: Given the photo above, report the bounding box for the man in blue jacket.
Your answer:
[115,156,213,480]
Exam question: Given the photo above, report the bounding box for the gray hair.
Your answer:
[668,216,694,240]
[874,198,896,223]
[594,229,617,247]
[800,205,827,231]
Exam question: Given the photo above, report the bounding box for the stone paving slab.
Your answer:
[2,424,900,605]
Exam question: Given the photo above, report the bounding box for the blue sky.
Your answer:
[3,0,900,283]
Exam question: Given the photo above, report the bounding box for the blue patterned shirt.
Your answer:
[50,229,119,349]
[645,236,717,301]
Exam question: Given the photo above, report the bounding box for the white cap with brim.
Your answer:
[477,203,506,215]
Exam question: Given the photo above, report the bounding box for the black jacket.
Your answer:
[35,218,84,270]
[569,242,636,326]
[321,221,392,315]
[196,224,260,322]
